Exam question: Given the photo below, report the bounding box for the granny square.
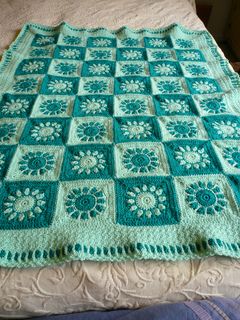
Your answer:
[31,95,74,118]
[151,77,188,95]
[203,115,240,140]
[115,76,151,94]
[10,76,43,94]
[153,94,198,116]
[54,45,85,60]
[146,49,176,61]
[67,116,113,145]
[20,118,70,145]
[85,48,116,61]
[0,181,58,229]
[149,61,183,77]
[212,140,240,174]
[175,49,206,62]
[114,142,169,178]
[144,36,173,48]
[15,58,51,75]
[78,77,114,95]
[114,94,155,116]
[48,59,82,77]
[116,176,180,226]
[81,61,115,77]
[61,144,114,180]
[193,94,228,116]
[73,95,113,116]
[186,77,222,94]
[87,37,116,48]
[56,179,115,221]
[114,116,161,143]
[115,61,149,77]
[117,48,147,61]
[158,116,208,141]
[0,94,37,118]
[40,75,79,95]
[6,145,65,181]
[164,140,221,175]
[0,22,240,267]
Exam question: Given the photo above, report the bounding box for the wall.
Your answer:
[196,0,233,41]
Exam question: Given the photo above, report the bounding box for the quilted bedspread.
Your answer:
[0,22,239,268]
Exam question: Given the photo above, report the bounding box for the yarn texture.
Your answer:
[0,22,239,267]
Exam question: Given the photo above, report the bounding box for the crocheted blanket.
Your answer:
[0,22,239,268]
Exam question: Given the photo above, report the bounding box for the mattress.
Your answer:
[0,0,239,318]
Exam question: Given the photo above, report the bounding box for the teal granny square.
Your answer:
[0,94,36,118]
[175,49,206,61]
[20,118,70,145]
[54,45,85,60]
[31,34,58,47]
[149,61,183,77]
[144,36,173,48]
[203,115,240,140]
[153,94,198,116]
[0,22,240,267]
[116,176,180,226]
[115,76,151,94]
[61,144,114,180]
[15,58,51,75]
[0,181,58,229]
[186,77,222,94]
[164,140,221,175]
[30,47,54,58]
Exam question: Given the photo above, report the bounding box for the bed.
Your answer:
[0,0,240,319]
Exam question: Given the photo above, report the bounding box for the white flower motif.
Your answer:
[121,121,152,139]
[47,79,73,93]
[1,99,29,115]
[71,150,106,175]
[120,80,145,93]
[36,36,55,45]
[175,145,210,169]
[181,51,201,60]
[88,63,110,75]
[30,122,62,142]
[161,99,189,113]
[192,80,218,94]
[92,38,112,47]
[81,98,107,114]
[212,121,240,139]
[22,61,45,73]
[3,188,46,222]
[59,48,80,59]
[127,184,166,218]
[122,50,142,60]
[154,63,176,76]
[149,39,168,48]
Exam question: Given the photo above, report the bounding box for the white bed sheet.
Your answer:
[1,0,239,318]
[0,0,203,55]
